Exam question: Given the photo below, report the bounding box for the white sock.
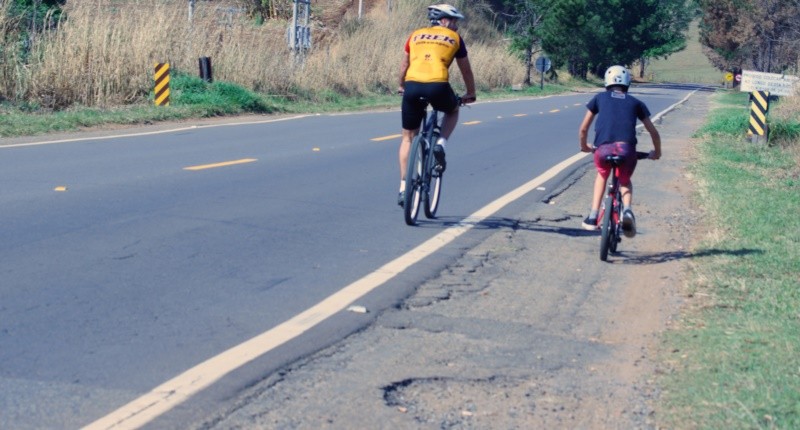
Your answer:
[436,137,447,148]
[399,180,405,192]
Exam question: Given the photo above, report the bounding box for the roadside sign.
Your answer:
[535,56,551,73]
[740,70,799,96]
[735,74,742,82]
[535,56,551,90]
[725,72,733,82]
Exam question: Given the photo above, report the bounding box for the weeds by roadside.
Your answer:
[658,91,800,429]
[0,72,584,138]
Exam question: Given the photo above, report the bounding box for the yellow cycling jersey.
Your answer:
[403,26,466,83]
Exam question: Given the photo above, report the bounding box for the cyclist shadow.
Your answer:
[419,216,765,266]
[611,248,764,265]
[418,216,599,237]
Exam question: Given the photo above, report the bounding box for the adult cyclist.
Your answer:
[396,3,476,207]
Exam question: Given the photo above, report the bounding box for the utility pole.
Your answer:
[288,0,312,64]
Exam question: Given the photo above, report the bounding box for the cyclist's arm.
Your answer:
[578,110,595,153]
[398,52,410,93]
[641,117,661,159]
[456,56,476,103]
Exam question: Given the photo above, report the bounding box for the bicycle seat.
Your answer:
[604,152,650,164]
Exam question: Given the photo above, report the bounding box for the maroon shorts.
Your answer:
[593,142,637,186]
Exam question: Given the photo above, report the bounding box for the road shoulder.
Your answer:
[200,90,710,429]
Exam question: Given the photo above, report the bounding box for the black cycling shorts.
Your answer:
[401,81,459,130]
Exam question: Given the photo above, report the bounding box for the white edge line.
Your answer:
[83,91,695,429]
[1,115,313,149]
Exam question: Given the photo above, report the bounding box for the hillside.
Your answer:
[644,20,722,84]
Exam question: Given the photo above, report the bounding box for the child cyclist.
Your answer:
[578,65,661,237]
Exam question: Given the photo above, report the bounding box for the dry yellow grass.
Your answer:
[1,0,524,108]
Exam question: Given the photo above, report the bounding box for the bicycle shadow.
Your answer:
[611,248,764,265]
[414,216,764,265]
[413,216,599,237]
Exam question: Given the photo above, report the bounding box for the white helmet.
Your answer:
[427,4,464,24]
[604,65,631,88]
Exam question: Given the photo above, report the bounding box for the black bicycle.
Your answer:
[599,151,650,261]
[403,98,456,225]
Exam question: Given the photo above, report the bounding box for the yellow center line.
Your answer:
[371,134,401,142]
[549,109,560,113]
[463,121,481,125]
[183,158,257,171]
[513,114,527,117]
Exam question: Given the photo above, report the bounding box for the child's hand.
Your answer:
[648,150,661,160]
[580,143,593,153]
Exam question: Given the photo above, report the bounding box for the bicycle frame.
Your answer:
[403,95,463,225]
[403,107,443,225]
[599,162,622,261]
[598,151,649,261]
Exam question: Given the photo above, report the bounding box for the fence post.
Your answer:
[748,91,769,144]
[199,57,213,83]
[154,63,170,107]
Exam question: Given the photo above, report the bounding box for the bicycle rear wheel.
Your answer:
[425,172,442,218]
[599,194,614,261]
[404,136,424,225]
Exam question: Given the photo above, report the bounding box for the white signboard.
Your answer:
[740,70,799,96]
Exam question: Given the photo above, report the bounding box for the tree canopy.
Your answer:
[501,0,692,80]
[698,0,800,73]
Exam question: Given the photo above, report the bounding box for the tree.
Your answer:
[538,0,692,79]
[699,0,800,73]
[501,0,550,86]
[626,0,693,78]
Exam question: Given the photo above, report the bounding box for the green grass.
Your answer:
[658,92,800,429]
[695,91,750,136]
[0,75,583,138]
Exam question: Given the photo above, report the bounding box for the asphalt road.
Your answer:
[0,85,703,429]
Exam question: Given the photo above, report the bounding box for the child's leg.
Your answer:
[592,173,606,211]
[620,183,633,208]
[615,142,637,210]
[591,146,613,213]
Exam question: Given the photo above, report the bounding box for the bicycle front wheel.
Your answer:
[404,136,424,225]
[599,195,614,261]
[424,139,443,218]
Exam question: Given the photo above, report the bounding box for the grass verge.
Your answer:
[658,91,800,429]
[0,74,586,138]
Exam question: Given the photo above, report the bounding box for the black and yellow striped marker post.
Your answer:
[154,63,170,107]
[748,90,769,143]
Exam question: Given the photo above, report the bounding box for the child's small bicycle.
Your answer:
[598,151,650,261]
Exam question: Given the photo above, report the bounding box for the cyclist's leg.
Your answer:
[592,144,614,210]
[582,147,612,230]
[612,142,637,208]
[611,142,638,236]
[430,83,460,140]
[399,129,417,180]
[399,83,426,199]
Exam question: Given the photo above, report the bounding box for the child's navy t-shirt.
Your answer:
[586,90,651,146]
